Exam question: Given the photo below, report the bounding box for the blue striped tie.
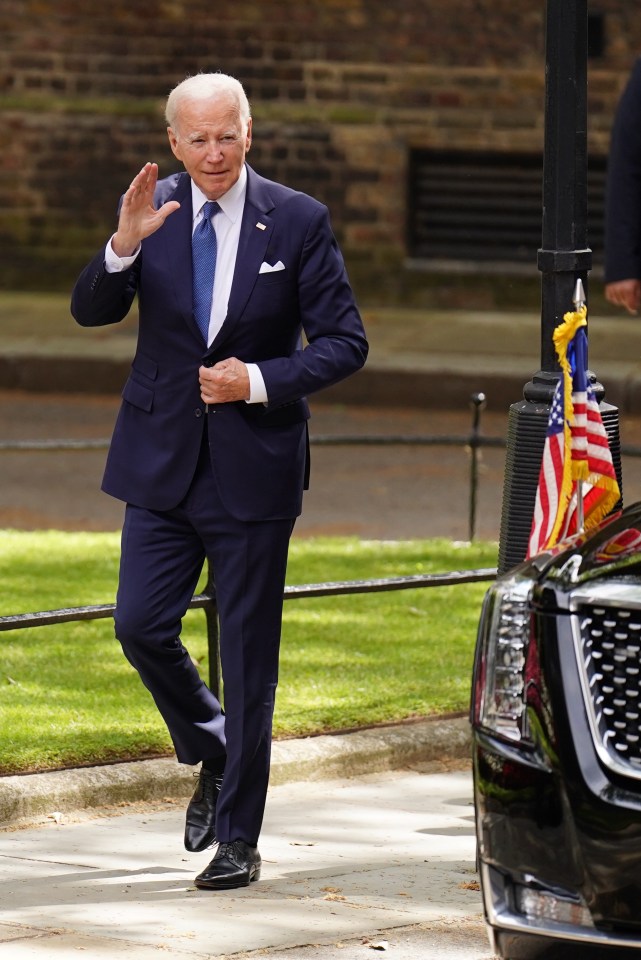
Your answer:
[192,201,220,342]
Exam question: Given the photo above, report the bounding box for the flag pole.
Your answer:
[573,278,586,533]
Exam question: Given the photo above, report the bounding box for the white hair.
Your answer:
[165,73,251,131]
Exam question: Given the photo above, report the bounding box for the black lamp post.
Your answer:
[497,0,622,573]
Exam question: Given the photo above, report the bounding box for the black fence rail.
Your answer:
[0,391,500,697]
[0,567,498,698]
[5,387,641,698]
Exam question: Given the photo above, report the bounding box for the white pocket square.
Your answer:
[259,260,286,274]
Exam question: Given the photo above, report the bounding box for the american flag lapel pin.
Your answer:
[256,222,267,231]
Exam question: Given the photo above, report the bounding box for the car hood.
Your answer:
[507,501,641,591]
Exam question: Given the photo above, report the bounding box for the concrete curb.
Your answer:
[4,352,641,413]
[0,715,471,829]
[0,354,517,410]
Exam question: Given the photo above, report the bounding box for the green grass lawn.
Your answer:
[0,531,497,774]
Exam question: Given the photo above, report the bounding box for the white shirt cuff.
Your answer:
[104,236,141,273]
[245,363,268,404]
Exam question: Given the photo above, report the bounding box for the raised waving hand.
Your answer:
[112,162,180,258]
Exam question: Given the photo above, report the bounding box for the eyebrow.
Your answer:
[183,127,240,142]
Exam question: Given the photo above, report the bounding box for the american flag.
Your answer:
[527,306,620,558]
[528,378,566,555]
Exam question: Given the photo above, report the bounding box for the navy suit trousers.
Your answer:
[114,430,294,845]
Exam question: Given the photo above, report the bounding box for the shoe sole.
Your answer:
[184,833,217,853]
[194,867,261,890]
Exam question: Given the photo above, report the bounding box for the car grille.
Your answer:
[576,601,641,778]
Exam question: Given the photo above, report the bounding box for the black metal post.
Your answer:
[497,0,621,573]
[468,392,486,542]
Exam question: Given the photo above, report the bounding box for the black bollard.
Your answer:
[497,0,621,574]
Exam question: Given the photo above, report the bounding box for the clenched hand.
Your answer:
[605,278,641,316]
[199,358,250,404]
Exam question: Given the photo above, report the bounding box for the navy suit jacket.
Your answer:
[71,165,368,520]
[605,57,641,284]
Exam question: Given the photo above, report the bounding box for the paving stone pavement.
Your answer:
[0,763,497,960]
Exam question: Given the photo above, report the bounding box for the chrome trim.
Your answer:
[480,861,641,948]
[569,583,641,611]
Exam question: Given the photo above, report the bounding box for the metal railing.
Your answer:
[5,390,641,707]
[0,566,498,698]
[0,391,503,695]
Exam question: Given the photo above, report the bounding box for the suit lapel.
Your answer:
[159,175,200,339]
[205,166,275,357]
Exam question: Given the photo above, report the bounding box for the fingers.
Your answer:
[115,165,180,250]
[200,358,238,381]
[129,162,158,198]
[157,200,181,223]
[627,281,641,314]
[122,163,157,212]
[198,360,250,403]
[605,280,641,315]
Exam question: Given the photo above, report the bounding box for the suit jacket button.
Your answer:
[195,408,203,418]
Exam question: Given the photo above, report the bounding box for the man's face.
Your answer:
[167,95,252,200]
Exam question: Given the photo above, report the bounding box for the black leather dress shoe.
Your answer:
[184,769,223,853]
[194,840,262,890]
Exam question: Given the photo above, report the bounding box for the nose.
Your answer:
[205,138,224,162]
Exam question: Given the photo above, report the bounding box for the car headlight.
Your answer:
[473,574,534,743]
[515,882,594,929]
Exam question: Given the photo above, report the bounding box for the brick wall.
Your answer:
[2,0,640,304]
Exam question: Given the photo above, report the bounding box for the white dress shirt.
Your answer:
[104,164,267,404]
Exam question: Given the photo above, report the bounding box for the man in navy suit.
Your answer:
[71,73,368,890]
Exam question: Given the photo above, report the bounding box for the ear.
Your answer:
[245,117,253,153]
[167,127,182,161]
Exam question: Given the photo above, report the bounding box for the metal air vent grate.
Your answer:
[407,149,607,267]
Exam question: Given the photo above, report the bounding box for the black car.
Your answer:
[471,501,641,959]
